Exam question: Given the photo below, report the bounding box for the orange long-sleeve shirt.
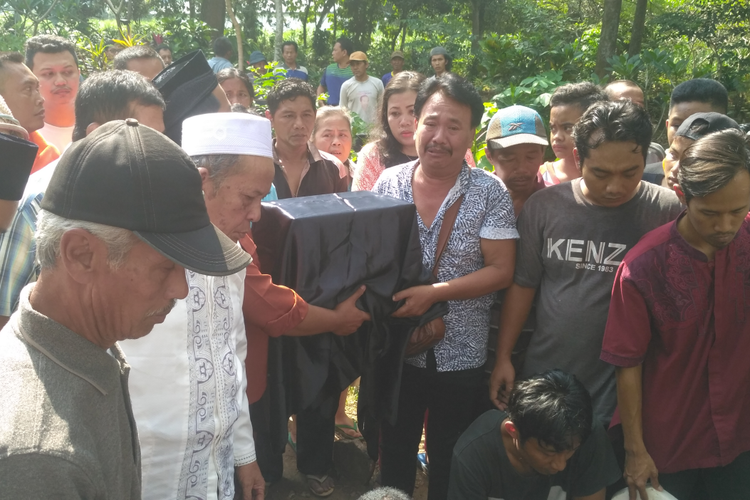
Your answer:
[29,131,60,174]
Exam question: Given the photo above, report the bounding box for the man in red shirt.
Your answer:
[601,129,750,500]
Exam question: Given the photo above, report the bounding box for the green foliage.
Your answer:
[4,0,750,152]
[250,61,286,114]
[76,34,109,73]
[155,16,214,57]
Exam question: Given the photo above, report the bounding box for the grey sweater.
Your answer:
[0,285,141,499]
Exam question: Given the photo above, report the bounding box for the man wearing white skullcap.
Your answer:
[120,112,274,500]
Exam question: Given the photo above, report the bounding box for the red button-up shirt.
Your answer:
[241,233,309,404]
[601,213,750,473]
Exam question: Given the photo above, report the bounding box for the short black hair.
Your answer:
[72,70,165,142]
[266,78,316,116]
[335,37,354,58]
[213,36,234,57]
[282,41,299,53]
[24,34,79,70]
[573,100,653,163]
[507,370,593,452]
[670,78,728,114]
[155,44,171,53]
[414,73,484,129]
[0,52,25,92]
[113,45,164,71]
[550,82,609,112]
[679,129,750,203]
[216,67,254,98]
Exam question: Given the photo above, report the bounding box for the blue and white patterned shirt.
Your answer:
[373,161,518,371]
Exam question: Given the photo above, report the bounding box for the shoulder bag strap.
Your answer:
[432,194,465,276]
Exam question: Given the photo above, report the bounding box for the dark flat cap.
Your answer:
[153,50,220,145]
[0,132,38,201]
[676,112,741,141]
[42,119,250,275]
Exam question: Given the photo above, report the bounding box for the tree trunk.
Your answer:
[200,0,226,38]
[274,0,283,61]
[470,0,484,53]
[315,0,335,30]
[627,0,647,58]
[226,0,243,69]
[333,3,337,39]
[189,0,195,19]
[400,23,407,50]
[302,0,311,47]
[390,25,402,51]
[595,0,623,77]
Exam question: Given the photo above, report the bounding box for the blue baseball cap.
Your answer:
[248,51,267,65]
[486,105,548,149]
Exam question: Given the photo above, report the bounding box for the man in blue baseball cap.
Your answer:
[485,105,549,217]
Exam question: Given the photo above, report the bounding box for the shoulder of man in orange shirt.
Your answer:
[29,130,60,174]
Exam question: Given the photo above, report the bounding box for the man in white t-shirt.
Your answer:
[24,35,79,151]
[339,51,384,127]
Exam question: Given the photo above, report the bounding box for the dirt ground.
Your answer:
[263,442,429,500]
[265,387,429,500]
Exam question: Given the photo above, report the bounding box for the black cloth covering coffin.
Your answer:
[251,191,447,459]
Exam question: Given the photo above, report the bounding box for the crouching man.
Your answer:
[449,370,620,500]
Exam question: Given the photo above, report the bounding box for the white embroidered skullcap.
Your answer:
[181,112,273,159]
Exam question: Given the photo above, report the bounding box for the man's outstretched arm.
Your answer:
[488,282,536,409]
[617,365,661,500]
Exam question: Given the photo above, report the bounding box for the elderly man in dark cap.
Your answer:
[153,49,231,145]
[0,119,251,499]
[0,70,166,332]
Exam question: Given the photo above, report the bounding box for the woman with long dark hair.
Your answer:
[353,71,474,191]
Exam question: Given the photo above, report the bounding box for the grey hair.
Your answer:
[191,154,241,188]
[357,487,412,500]
[36,210,138,270]
[314,106,353,136]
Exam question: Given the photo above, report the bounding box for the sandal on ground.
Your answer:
[335,420,362,440]
[305,474,335,497]
[287,431,297,453]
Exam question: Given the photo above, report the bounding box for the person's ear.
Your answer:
[85,122,101,136]
[572,147,582,171]
[58,228,107,284]
[265,109,272,121]
[197,167,214,196]
[504,420,520,439]
[485,146,497,167]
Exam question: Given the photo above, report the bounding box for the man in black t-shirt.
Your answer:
[449,370,620,500]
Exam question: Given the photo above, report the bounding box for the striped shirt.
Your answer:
[319,63,353,105]
[0,160,57,316]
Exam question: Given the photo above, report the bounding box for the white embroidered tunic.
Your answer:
[120,269,255,500]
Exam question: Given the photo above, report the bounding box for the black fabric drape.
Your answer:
[251,191,447,459]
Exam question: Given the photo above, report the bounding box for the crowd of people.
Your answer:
[0,29,748,500]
